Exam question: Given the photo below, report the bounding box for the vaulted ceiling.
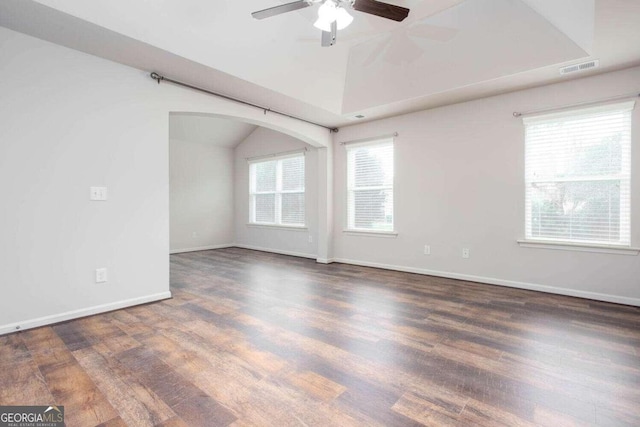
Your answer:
[1,0,639,127]
[170,114,258,148]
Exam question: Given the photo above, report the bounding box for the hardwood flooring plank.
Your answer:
[0,358,54,406]
[155,416,191,427]
[392,389,470,422]
[115,346,237,426]
[95,417,129,427]
[459,398,538,427]
[52,321,93,351]
[20,326,67,351]
[0,333,31,365]
[285,370,346,401]
[39,359,118,426]
[74,346,175,426]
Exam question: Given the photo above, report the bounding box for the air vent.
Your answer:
[559,60,599,75]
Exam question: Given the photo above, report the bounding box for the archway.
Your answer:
[168,112,333,262]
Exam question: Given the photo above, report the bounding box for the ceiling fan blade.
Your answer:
[252,1,311,20]
[352,0,410,22]
[321,21,337,47]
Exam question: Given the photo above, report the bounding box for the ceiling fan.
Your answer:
[251,0,410,47]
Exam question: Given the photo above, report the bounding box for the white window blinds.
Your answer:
[249,153,305,226]
[346,139,394,231]
[523,101,634,246]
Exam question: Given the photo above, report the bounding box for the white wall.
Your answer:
[170,139,234,253]
[332,66,640,305]
[234,127,318,258]
[0,26,329,334]
[0,27,170,333]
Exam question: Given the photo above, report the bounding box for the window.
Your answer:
[346,139,394,232]
[524,101,634,246]
[249,153,305,226]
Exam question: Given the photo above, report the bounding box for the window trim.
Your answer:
[344,137,396,235]
[248,152,305,227]
[517,239,639,256]
[246,223,308,232]
[342,229,398,238]
[522,100,634,248]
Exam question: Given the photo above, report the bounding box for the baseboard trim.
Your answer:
[331,257,640,307]
[316,258,335,264]
[170,244,234,254]
[0,291,172,336]
[233,244,317,260]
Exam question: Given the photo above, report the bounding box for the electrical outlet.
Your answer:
[424,245,431,255]
[90,187,107,201]
[308,235,313,243]
[95,268,108,283]
[462,248,470,259]
[192,231,197,238]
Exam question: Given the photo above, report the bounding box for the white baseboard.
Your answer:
[170,244,234,254]
[233,244,317,260]
[316,258,335,264]
[0,291,172,336]
[330,257,640,307]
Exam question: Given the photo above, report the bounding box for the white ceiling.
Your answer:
[169,114,258,148]
[1,0,639,127]
[343,0,591,112]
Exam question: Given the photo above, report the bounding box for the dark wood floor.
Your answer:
[2,248,640,426]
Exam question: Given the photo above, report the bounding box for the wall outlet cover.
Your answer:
[95,268,108,283]
[90,187,108,201]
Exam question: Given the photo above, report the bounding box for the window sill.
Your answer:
[517,239,639,256]
[247,223,307,231]
[343,229,398,238]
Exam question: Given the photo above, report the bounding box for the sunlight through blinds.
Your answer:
[523,101,634,245]
[346,139,394,232]
[250,153,305,226]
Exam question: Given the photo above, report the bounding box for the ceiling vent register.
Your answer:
[559,60,599,75]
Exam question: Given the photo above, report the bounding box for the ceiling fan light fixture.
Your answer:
[313,17,333,32]
[336,7,353,30]
[317,0,338,21]
[314,0,352,32]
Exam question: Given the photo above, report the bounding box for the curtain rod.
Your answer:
[150,72,339,133]
[339,132,398,146]
[246,147,309,162]
[513,92,640,118]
